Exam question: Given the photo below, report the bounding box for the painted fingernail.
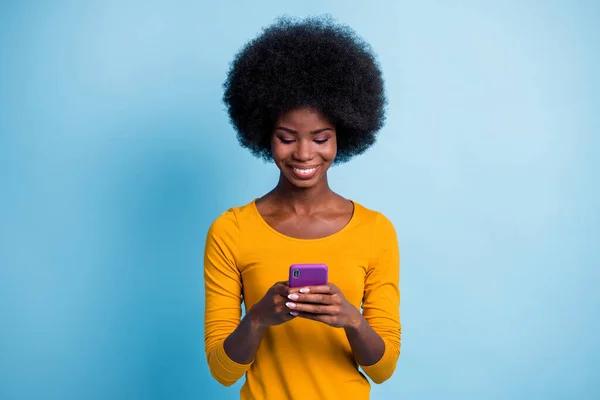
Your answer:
[285,302,296,309]
[299,288,310,293]
[290,311,299,316]
[287,294,299,301]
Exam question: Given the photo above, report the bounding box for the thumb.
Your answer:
[273,281,289,296]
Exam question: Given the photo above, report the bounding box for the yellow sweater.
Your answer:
[204,199,401,399]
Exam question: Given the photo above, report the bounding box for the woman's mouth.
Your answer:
[288,164,321,180]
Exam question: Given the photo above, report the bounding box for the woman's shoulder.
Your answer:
[208,199,258,233]
[351,201,399,262]
[352,200,396,229]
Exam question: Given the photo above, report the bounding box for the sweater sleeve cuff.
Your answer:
[359,341,398,384]
[209,340,253,385]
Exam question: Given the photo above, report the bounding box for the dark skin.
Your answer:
[223,107,385,367]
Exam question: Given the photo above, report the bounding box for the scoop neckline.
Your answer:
[250,197,358,242]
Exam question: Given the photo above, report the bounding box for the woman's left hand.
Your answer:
[285,283,363,329]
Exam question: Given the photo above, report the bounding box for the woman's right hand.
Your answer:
[248,281,296,329]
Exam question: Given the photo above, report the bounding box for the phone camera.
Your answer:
[293,269,300,279]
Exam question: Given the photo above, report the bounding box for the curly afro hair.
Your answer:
[222,15,387,164]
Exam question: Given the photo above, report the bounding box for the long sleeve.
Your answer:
[359,212,401,384]
[204,209,252,386]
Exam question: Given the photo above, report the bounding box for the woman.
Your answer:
[204,15,401,399]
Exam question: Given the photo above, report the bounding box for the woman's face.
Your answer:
[271,107,337,189]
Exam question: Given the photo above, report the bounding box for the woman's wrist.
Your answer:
[247,306,268,332]
[343,307,365,332]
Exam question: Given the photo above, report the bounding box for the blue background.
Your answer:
[1,1,598,399]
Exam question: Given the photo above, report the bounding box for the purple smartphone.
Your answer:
[288,263,328,288]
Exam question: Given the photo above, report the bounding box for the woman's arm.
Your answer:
[223,282,296,364]
[222,311,266,364]
[204,210,253,386]
[355,212,401,383]
[204,210,297,386]
[344,313,386,367]
[287,282,398,384]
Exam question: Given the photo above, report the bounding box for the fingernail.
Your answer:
[285,302,296,309]
[299,288,310,293]
[287,294,299,301]
[290,311,299,316]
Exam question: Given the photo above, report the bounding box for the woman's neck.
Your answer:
[270,175,336,215]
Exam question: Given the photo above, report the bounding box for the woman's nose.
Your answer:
[293,139,313,161]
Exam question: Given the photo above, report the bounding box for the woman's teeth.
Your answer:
[293,167,316,175]
[290,166,319,178]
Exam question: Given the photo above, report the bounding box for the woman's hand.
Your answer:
[285,283,363,329]
[248,281,297,329]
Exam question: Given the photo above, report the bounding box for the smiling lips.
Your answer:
[288,164,321,180]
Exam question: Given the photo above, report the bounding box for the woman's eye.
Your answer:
[314,138,329,144]
[278,137,295,144]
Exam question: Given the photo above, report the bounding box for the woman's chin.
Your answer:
[282,173,323,189]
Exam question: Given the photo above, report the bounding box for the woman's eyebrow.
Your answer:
[275,127,333,134]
